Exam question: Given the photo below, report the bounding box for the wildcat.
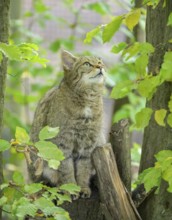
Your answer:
[27,50,106,198]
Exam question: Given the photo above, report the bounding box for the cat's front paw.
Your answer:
[80,187,91,199]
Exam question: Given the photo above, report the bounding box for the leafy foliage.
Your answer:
[1,126,80,219]
[138,150,172,193]
[35,140,64,169]
[154,109,167,127]
[83,2,111,15]
[167,12,172,26]
[0,42,48,66]
[134,108,153,129]
[124,9,141,31]
[0,139,11,152]
[84,25,103,44]
[102,16,123,43]
[15,126,30,144]
[39,126,60,141]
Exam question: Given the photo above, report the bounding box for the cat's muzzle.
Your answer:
[90,70,103,79]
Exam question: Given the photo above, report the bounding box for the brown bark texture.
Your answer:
[0,0,10,219]
[139,1,172,219]
[92,144,141,220]
[110,119,131,192]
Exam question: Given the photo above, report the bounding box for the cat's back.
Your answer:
[30,86,60,142]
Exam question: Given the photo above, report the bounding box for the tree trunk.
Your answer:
[92,144,141,220]
[139,1,172,219]
[0,0,10,219]
[110,119,131,192]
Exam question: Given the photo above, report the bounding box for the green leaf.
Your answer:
[15,127,30,144]
[143,0,160,8]
[137,75,161,99]
[160,52,172,82]
[0,139,11,152]
[102,16,123,43]
[59,183,81,195]
[35,141,64,162]
[50,39,74,52]
[135,107,153,129]
[16,198,37,219]
[19,43,39,51]
[123,42,140,60]
[24,183,43,194]
[39,126,59,141]
[34,0,49,13]
[56,193,71,205]
[0,51,3,62]
[34,197,54,210]
[4,186,23,203]
[0,42,49,66]
[162,165,172,192]
[43,206,69,217]
[48,159,60,170]
[12,171,25,185]
[0,196,7,206]
[111,42,127,54]
[125,9,141,30]
[29,56,49,67]
[154,109,167,127]
[0,42,21,60]
[167,12,172,26]
[110,80,135,99]
[49,39,61,52]
[135,54,148,77]
[84,2,110,15]
[155,150,172,163]
[54,214,70,220]
[139,167,161,192]
[137,42,155,55]
[0,183,9,190]
[123,42,154,60]
[167,113,172,127]
[84,25,102,44]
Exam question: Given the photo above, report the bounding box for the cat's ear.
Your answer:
[61,50,77,71]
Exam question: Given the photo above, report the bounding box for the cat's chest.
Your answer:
[83,106,92,119]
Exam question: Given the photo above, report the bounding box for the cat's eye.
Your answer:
[83,62,92,67]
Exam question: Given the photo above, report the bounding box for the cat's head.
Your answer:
[61,50,105,92]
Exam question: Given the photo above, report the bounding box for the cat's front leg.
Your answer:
[57,156,77,185]
[76,155,93,198]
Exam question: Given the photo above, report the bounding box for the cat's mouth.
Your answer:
[89,70,103,79]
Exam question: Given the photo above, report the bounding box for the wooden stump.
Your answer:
[110,119,131,192]
[92,144,141,220]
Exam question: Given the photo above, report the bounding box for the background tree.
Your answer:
[139,1,172,219]
[0,0,10,219]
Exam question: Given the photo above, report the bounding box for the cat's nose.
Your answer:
[95,65,102,69]
[98,67,103,75]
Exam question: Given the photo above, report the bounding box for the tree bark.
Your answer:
[110,119,131,192]
[139,1,172,219]
[62,193,104,220]
[0,0,10,219]
[92,144,141,220]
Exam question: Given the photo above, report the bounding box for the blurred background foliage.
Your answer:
[3,0,144,183]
